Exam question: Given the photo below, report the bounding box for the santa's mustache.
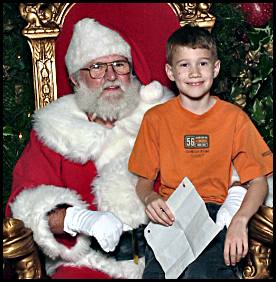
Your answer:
[101,80,126,92]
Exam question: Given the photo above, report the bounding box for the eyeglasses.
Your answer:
[80,60,131,79]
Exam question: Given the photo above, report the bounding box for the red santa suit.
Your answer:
[5,80,174,278]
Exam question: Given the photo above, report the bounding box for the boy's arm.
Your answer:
[136,176,175,226]
[223,175,268,266]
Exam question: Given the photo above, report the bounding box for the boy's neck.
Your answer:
[179,94,216,115]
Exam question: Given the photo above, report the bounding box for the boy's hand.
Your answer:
[224,175,268,266]
[144,191,175,226]
[223,215,248,266]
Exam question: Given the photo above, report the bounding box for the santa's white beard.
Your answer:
[75,77,141,121]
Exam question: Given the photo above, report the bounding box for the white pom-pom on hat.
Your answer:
[140,80,164,104]
[65,18,132,75]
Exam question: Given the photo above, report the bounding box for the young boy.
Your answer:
[128,25,272,278]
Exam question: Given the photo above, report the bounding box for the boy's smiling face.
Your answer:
[165,46,220,99]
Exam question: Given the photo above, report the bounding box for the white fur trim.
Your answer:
[93,152,149,228]
[10,185,91,260]
[54,255,145,279]
[33,94,108,164]
[65,18,132,75]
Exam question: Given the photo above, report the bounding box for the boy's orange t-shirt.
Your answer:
[128,96,273,203]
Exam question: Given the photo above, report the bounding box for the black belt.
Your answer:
[90,224,147,263]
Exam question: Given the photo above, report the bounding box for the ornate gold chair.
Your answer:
[3,3,272,279]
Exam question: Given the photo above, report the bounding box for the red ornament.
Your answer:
[240,3,273,27]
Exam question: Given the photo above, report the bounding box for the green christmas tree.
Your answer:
[3,3,273,214]
[3,3,34,213]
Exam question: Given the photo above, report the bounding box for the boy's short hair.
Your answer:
[166,24,218,65]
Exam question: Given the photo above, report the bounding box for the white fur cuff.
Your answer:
[10,185,91,260]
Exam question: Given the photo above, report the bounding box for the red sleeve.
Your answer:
[5,130,64,216]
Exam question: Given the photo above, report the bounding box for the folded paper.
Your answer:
[144,177,222,279]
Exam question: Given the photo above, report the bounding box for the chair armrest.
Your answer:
[242,205,273,279]
[3,217,44,279]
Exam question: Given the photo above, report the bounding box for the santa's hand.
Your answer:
[216,186,247,229]
[64,206,123,252]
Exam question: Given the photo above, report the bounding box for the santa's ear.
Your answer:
[165,64,175,82]
[70,73,79,87]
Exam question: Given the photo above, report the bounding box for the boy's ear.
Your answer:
[165,63,175,82]
[213,60,221,79]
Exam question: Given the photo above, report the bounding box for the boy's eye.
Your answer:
[200,61,208,66]
[179,63,188,68]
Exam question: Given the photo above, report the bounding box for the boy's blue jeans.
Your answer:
[143,203,240,279]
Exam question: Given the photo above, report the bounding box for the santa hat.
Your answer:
[65,18,132,76]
